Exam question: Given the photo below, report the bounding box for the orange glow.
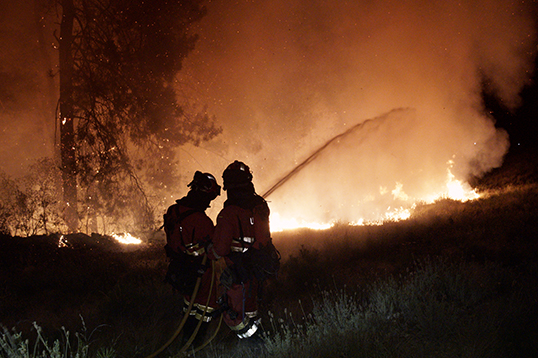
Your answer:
[444,160,480,202]
[111,232,142,245]
[269,160,480,232]
[270,212,334,232]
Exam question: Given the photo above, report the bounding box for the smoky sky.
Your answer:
[0,0,56,177]
[177,0,537,223]
[1,0,537,225]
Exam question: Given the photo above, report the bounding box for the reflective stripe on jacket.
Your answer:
[211,202,271,261]
[165,204,214,256]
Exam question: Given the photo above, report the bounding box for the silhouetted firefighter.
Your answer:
[163,171,221,348]
[209,161,280,345]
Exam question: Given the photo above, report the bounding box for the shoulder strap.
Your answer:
[165,206,198,248]
[236,213,255,250]
[176,207,198,224]
[176,208,198,248]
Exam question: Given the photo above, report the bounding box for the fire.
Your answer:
[423,160,481,203]
[270,212,334,232]
[382,206,413,222]
[111,232,142,245]
[269,159,480,232]
[444,160,480,202]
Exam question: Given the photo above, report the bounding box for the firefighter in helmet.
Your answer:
[208,161,274,341]
[163,171,221,346]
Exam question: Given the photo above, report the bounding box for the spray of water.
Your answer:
[262,108,410,199]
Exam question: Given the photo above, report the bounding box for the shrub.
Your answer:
[0,320,116,358]
[0,158,67,236]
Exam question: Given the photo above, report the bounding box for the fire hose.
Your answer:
[185,308,223,356]
[175,259,219,357]
[145,255,222,358]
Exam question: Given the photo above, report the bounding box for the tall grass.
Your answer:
[2,254,537,357]
[0,319,116,358]
[259,259,537,358]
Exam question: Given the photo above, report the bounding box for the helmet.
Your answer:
[188,171,221,200]
[222,160,253,190]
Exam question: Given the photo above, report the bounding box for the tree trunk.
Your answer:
[59,0,78,232]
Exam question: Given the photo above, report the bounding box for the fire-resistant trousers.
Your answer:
[222,279,261,338]
[183,265,218,322]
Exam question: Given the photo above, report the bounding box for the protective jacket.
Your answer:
[209,191,271,338]
[165,198,218,321]
[210,196,271,259]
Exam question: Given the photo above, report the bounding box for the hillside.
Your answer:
[1,146,538,357]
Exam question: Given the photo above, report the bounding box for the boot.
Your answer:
[243,328,265,355]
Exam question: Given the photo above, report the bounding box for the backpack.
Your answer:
[163,205,197,250]
[163,205,205,295]
[226,202,281,285]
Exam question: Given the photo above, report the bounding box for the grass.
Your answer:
[1,149,538,357]
[0,319,113,358]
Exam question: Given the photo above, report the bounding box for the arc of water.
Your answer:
[261,108,411,199]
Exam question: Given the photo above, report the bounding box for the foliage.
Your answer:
[0,320,116,358]
[261,259,536,358]
[78,169,157,236]
[0,172,22,236]
[64,0,221,188]
[0,157,158,236]
[0,159,67,236]
[44,0,222,232]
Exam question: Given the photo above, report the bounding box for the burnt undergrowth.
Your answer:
[1,148,538,357]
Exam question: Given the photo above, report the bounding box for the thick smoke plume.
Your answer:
[178,0,537,224]
[1,0,536,227]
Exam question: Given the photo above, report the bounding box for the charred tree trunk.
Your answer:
[59,0,78,232]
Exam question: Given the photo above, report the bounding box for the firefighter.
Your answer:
[163,171,221,346]
[208,160,277,342]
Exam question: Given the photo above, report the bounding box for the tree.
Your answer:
[54,0,221,232]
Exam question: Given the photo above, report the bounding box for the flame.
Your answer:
[382,206,413,222]
[111,232,142,245]
[269,159,479,232]
[270,205,415,232]
[270,212,334,232]
[444,160,480,202]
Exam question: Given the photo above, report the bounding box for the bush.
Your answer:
[0,159,67,236]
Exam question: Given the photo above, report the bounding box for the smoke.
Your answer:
[0,1,57,177]
[177,0,537,224]
[0,0,536,226]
